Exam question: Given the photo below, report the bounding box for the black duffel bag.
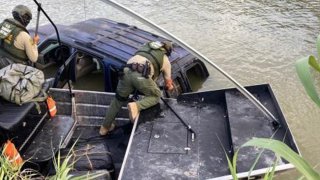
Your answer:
[61,142,114,172]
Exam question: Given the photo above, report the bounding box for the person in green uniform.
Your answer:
[0,5,39,68]
[100,41,174,135]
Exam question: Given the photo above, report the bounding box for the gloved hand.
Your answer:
[33,35,40,45]
[165,79,174,92]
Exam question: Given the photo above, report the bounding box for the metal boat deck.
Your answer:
[44,84,298,179]
[121,84,298,179]
[0,84,298,179]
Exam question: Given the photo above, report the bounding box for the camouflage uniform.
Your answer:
[0,5,38,69]
[103,42,172,128]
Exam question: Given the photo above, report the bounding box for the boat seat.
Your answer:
[0,100,35,131]
[75,54,96,80]
[0,78,54,132]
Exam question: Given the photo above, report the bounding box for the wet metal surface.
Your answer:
[148,122,188,154]
[122,85,299,179]
[226,90,281,172]
[22,115,74,162]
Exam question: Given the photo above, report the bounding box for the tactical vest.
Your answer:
[0,19,29,64]
[135,42,165,78]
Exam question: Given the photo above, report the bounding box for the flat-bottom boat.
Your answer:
[0,83,299,179]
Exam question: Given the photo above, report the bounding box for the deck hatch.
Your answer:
[148,122,188,154]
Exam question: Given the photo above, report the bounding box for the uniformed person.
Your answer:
[100,41,174,135]
[0,5,39,68]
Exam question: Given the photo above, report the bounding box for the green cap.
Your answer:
[12,5,32,19]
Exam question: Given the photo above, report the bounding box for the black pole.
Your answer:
[34,3,41,37]
[160,97,196,141]
[32,0,61,45]
[33,0,73,97]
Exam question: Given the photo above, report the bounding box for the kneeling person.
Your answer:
[100,41,174,135]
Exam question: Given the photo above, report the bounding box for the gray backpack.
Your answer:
[0,63,45,105]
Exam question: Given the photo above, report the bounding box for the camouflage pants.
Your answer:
[103,67,161,128]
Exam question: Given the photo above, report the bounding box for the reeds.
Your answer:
[226,138,320,180]
[46,140,109,180]
[296,34,320,107]
[0,147,44,179]
[0,141,109,180]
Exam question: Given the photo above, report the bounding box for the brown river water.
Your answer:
[1,0,320,179]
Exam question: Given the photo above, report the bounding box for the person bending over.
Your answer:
[100,41,174,135]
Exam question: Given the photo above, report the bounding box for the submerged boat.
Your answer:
[0,1,300,179]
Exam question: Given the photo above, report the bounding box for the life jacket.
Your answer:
[3,140,23,166]
[135,42,165,79]
[0,19,29,64]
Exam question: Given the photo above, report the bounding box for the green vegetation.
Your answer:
[49,141,108,180]
[226,138,320,180]
[0,142,108,180]
[49,143,76,180]
[291,34,320,179]
[296,34,320,107]
[0,147,44,179]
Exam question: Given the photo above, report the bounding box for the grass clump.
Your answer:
[226,138,320,180]
[0,145,43,179]
[49,141,109,180]
[0,140,108,180]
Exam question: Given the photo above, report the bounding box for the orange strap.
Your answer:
[47,96,57,117]
[3,140,23,166]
